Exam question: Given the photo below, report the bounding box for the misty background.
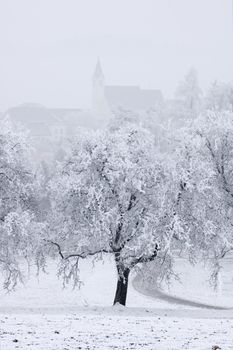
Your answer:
[0,0,233,112]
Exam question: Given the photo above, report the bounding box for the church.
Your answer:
[3,60,163,161]
[92,59,163,125]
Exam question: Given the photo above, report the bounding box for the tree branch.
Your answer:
[130,243,159,268]
[44,239,110,260]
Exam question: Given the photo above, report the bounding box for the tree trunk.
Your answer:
[113,266,130,306]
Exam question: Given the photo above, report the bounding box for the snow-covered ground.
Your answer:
[0,256,233,349]
[0,256,165,310]
[1,310,233,350]
[161,257,233,307]
[136,256,233,309]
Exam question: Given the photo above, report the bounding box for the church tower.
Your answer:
[92,59,111,127]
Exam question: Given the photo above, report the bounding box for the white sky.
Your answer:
[0,0,232,111]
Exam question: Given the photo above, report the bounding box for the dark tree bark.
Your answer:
[113,265,130,306]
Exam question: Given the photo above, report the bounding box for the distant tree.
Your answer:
[176,68,202,117]
[0,120,43,290]
[47,125,178,306]
[108,108,140,131]
[205,81,233,112]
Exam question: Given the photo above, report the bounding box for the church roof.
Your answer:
[105,85,163,111]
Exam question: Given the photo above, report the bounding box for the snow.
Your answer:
[136,257,233,309]
[1,312,233,350]
[0,257,233,349]
[0,256,173,311]
[161,257,233,307]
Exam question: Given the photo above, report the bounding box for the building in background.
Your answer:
[92,59,163,119]
[2,60,163,162]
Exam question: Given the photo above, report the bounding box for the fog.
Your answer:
[0,0,232,111]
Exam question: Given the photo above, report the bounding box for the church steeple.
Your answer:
[93,58,105,85]
[92,59,110,126]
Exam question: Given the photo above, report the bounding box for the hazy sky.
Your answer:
[0,0,232,111]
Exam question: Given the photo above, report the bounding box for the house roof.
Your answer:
[6,104,61,125]
[5,104,97,137]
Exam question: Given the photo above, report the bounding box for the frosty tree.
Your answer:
[205,81,233,112]
[48,125,177,306]
[172,111,233,290]
[0,120,42,290]
[176,68,202,117]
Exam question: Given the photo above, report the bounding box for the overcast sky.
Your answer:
[0,0,232,111]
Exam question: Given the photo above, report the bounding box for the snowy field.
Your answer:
[136,256,233,309]
[1,310,233,350]
[163,256,233,307]
[0,256,233,349]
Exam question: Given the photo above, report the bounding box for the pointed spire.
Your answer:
[93,58,104,80]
